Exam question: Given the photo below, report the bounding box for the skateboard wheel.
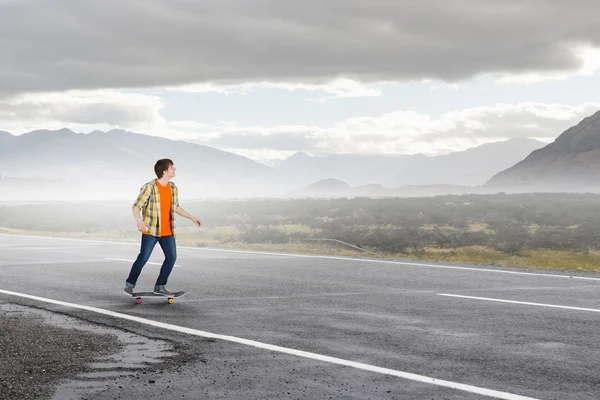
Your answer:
[168,298,174,304]
[136,298,142,304]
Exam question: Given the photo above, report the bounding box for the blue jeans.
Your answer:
[126,234,177,288]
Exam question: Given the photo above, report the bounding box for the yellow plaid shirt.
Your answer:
[133,180,180,237]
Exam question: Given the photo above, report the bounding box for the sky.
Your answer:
[1,0,599,165]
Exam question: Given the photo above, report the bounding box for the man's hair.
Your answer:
[154,159,173,179]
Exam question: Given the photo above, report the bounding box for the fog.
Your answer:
[3,192,600,259]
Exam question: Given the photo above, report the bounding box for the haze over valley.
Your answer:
[3,110,600,201]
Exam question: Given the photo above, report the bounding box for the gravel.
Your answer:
[0,304,121,400]
[0,303,184,400]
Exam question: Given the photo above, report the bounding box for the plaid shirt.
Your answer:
[133,180,180,237]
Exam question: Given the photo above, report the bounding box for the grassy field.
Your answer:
[3,225,600,273]
[4,193,600,273]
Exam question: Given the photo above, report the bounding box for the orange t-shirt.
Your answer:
[143,180,173,236]
[141,181,173,237]
[157,180,172,236]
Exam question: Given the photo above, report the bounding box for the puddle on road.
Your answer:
[0,303,178,399]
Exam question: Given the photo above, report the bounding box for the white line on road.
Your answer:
[197,247,600,282]
[2,233,600,282]
[105,258,182,268]
[8,246,65,250]
[438,294,600,313]
[0,234,137,246]
[175,292,367,303]
[0,289,538,400]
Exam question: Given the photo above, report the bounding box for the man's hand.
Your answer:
[133,206,148,232]
[176,206,201,227]
[136,220,149,232]
[191,216,202,227]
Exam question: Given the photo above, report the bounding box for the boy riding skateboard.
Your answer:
[124,159,201,297]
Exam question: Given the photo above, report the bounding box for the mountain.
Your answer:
[0,126,555,201]
[290,178,476,198]
[276,138,546,187]
[352,183,390,197]
[276,152,421,187]
[403,138,546,186]
[298,178,352,197]
[0,130,13,145]
[486,110,600,191]
[0,128,290,200]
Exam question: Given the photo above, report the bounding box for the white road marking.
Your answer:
[466,285,600,292]
[0,234,137,246]
[174,292,367,303]
[438,294,600,313]
[2,233,600,282]
[0,289,538,400]
[105,258,182,268]
[8,246,64,250]
[196,248,600,282]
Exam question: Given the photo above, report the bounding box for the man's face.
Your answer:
[165,164,176,179]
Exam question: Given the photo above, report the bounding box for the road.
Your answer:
[1,233,599,399]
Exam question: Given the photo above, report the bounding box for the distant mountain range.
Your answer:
[275,138,546,188]
[291,110,600,198]
[289,178,474,198]
[0,128,286,200]
[486,110,600,191]
[1,110,599,201]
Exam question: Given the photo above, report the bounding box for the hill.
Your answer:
[0,129,289,200]
[486,110,600,191]
[277,138,545,187]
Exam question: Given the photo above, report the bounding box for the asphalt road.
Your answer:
[1,233,599,400]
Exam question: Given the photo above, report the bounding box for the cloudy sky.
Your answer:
[2,0,599,164]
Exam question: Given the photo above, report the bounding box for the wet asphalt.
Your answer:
[1,233,600,400]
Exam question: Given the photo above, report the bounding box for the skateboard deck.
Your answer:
[131,291,185,304]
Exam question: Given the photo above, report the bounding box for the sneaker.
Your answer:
[124,286,134,296]
[153,287,175,296]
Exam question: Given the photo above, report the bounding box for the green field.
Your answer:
[3,192,600,272]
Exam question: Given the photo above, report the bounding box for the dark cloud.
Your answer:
[1,0,599,94]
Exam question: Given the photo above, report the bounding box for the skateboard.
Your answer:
[131,291,185,304]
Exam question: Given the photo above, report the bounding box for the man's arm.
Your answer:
[132,207,148,232]
[176,206,201,227]
[132,184,152,232]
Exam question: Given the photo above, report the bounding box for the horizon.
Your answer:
[0,126,554,166]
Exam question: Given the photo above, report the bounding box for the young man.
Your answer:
[124,159,201,296]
